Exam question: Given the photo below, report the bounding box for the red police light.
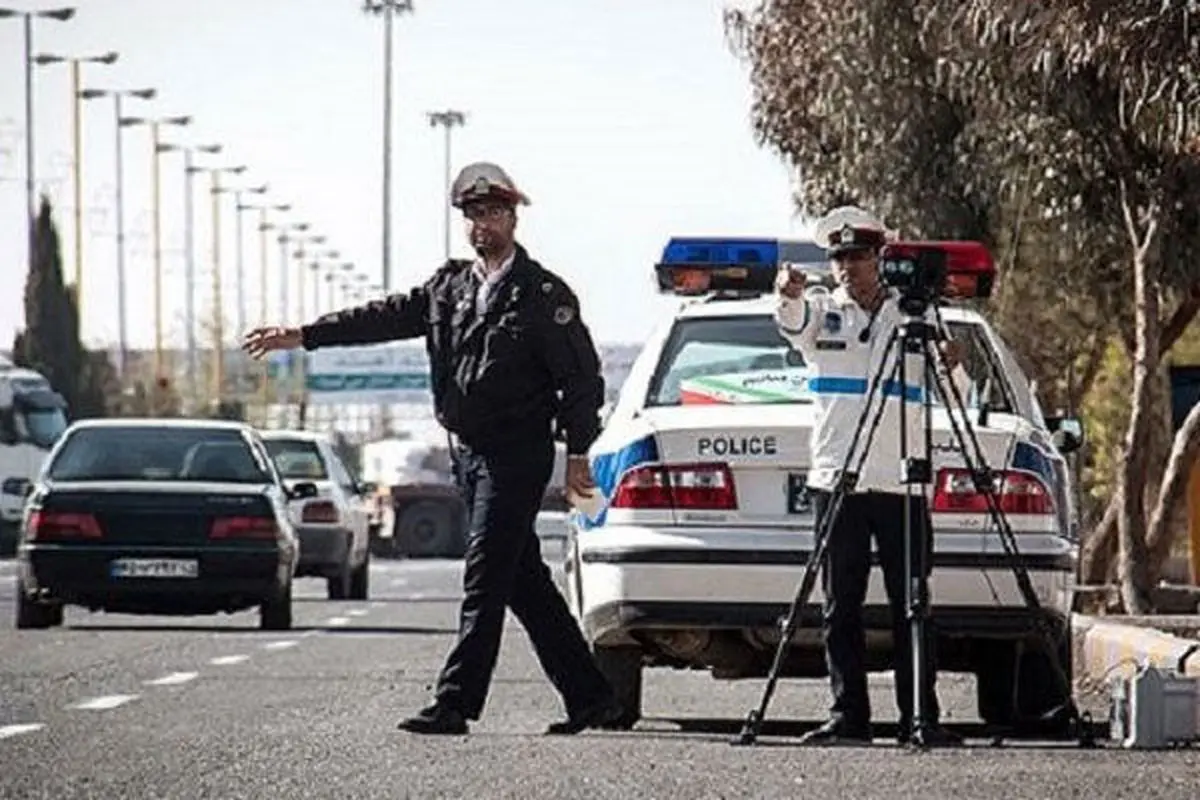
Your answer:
[880,240,996,300]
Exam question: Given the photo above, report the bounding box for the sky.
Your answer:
[0,0,810,351]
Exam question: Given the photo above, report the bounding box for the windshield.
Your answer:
[646,313,1015,412]
[647,315,810,406]
[46,427,271,483]
[15,408,67,450]
[263,439,329,480]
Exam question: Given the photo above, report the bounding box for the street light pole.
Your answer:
[427,110,466,262]
[161,141,221,410]
[206,165,247,406]
[80,86,156,379]
[363,0,413,292]
[121,113,191,380]
[229,184,267,339]
[32,49,118,328]
[0,6,76,276]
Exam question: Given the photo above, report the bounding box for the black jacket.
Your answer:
[300,244,606,455]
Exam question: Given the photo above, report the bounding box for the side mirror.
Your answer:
[1047,416,1084,455]
[288,481,319,500]
[357,481,377,496]
[22,481,34,498]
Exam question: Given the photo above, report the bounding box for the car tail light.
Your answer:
[209,515,278,540]
[27,510,103,540]
[301,500,339,524]
[610,463,737,510]
[932,468,1054,516]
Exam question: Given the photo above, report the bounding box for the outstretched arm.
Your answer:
[301,289,430,349]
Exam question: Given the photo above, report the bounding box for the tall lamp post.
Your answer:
[427,110,466,262]
[0,5,76,274]
[32,49,118,328]
[78,86,155,379]
[363,0,413,292]
[120,113,193,381]
[217,182,269,340]
[292,233,327,323]
[198,164,247,406]
[161,141,222,407]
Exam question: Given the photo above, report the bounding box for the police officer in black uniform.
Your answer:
[242,162,620,736]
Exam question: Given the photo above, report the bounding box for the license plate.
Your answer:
[787,472,811,514]
[110,559,199,579]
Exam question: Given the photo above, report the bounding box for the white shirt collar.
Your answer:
[472,249,516,285]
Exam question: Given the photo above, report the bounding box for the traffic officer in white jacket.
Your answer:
[775,206,970,747]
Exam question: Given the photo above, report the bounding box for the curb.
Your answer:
[1073,613,1200,685]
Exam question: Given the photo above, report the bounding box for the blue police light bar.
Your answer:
[655,237,827,296]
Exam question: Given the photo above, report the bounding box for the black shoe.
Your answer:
[898,721,964,748]
[545,695,623,735]
[397,703,469,735]
[797,718,873,746]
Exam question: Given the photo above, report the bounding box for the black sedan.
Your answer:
[14,419,315,631]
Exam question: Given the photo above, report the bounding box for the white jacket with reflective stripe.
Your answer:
[775,286,973,495]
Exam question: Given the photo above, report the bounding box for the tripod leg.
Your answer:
[922,334,1086,741]
[733,328,905,746]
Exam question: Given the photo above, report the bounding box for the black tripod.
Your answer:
[733,295,1091,749]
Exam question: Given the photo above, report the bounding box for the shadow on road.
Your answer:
[630,716,1112,750]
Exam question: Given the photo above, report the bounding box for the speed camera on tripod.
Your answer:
[880,241,997,313]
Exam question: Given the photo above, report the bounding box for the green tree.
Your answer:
[13,196,84,410]
[13,196,122,422]
[726,0,1200,611]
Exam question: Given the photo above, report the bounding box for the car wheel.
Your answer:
[593,645,642,730]
[395,500,461,558]
[15,579,61,630]
[348,551,369,600]
[260,582,293,631]
[326,565,350,600]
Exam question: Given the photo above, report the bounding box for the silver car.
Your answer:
[260,431,371,600]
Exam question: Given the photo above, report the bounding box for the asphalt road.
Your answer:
[1,550,1197,800]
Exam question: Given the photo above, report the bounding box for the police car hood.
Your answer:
[616,404,1037,529]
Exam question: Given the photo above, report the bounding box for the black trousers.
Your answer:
[811,489,941,729]
[434,438,611,719]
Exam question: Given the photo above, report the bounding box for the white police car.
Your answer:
[563,236,1083,732]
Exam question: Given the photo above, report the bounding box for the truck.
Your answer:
[361,433,573,559]
[0,356,69,554]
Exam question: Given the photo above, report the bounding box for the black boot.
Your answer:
[397,703,469,735]
[545,695,623,735]
[798,718,873,746]
[898,720,964,748]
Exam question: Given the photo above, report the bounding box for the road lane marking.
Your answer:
[145,672,199,687]
[262,640,299,651]
[325,616,349,627]
[209,655,250,666]
[347,609,368,617]
[71,694,138,711]
[0,723,44,739]
[388,578,409,587]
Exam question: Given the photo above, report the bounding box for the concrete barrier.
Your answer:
[1073,613,1200,687]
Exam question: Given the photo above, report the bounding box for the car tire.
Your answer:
[327,565,350,600]
[15,579,61,630]
[260,582,293,631]
[348,551,369,600]
[976,630,1073,735]
[593,645,642,731]
[395,500,462,558]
